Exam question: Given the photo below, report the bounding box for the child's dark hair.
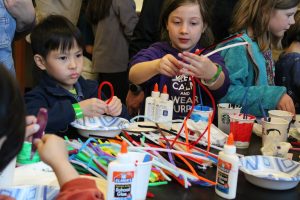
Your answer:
[0,63,25,171]
[282,11,300,49]
[30,15,84,58]
[160,0,214,47]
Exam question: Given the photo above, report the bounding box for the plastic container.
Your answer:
[190,105,213,122]
[107,141,136,200]
[218,103,242,134]
[261,117,290,148]
[145,83,160,121]
[155,85,173,126]
[229,113,256,149]
[215,133,239,199]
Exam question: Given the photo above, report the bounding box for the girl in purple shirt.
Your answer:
[129,0,229,119]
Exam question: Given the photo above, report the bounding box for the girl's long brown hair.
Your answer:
[230,0,300,52]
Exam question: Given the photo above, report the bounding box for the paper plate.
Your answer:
[239,155,300,190]
[71,115,129,138]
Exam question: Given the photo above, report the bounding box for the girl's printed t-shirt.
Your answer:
[129,42,229,119]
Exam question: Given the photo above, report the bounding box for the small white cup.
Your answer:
[268,110,294,123]
[218,103,241,134]
[0,157,16,186]
[261,117,290,147]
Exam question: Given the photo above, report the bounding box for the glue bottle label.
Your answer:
[216,159,232,194]
[112,171,134,199]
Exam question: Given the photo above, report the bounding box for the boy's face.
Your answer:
[36,44,84,90]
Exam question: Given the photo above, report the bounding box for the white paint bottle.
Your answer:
[215,133,239,199]
[144,83,160,121]
[155,85,173,126]
[107,141,136,200]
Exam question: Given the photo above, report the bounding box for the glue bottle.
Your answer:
[107,141,136,200]
[144,83,160,121]
[215,133,239,199]
[155,85,173,126]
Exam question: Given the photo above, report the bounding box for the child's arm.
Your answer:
[105,96,122,116]
[34,134,79,187]
[78,98,108,117]
[34,135,105,199]
[277,94,295,115]
[129,54,181,84]
[4,0,35,32]
[25,116,40,138]
[178,52,225,90]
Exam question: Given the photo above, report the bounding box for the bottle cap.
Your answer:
[154,83,159,92]
[121,140,128,153]
[162,85,167,93]
[227,133,234,145]
[152,83,160,98]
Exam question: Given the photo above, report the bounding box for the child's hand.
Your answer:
[106,96,122,116]
[277,94,296,115]
[25,115,40,138]
[178,52,217,80]
[34,134,68,168]
[78,98,108,117]
[158,54,181,77]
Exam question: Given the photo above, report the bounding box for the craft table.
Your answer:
[146,134,300,200]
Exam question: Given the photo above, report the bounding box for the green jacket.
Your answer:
[217,33,286,117]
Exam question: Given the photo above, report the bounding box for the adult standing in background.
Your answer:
[0,0,35,75]
[129,0,164,59]
[34,0,82,25]
[86,0,138,103]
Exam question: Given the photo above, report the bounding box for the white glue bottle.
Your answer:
[107,141,136,200]
[144,83,160,121]
[215,133,239,199]
[155,85,173,126]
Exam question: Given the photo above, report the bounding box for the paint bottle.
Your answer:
[155,85,173,126]
[215,133,239,199]
[144,83,160,121]
[107,141,136,200]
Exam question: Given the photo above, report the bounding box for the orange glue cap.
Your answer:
[121,140,128,153]
[162,84,168,93]
[227,133,235,145]
[154,83,159,92]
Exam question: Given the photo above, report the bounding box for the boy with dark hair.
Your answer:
[25,15,129,137]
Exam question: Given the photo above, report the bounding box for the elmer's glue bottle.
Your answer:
[144,83,160,121]
[215,133,239,199]
[155,85,173,126]
[107,141,136,200]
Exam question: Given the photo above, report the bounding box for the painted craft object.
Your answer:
[31,108,48,159]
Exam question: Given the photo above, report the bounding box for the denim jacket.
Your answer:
[0,0,16,75]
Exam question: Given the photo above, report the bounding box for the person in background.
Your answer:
[0,0,35,75]
[126,0,164,117]
[217,0,299,117]
[0,63,104,200]
[34,0,82,25]
[86,0,138,104]
[25,15,129,137]
[210,0,238,42]
[275,11,300,114]
[129,0,230,119]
